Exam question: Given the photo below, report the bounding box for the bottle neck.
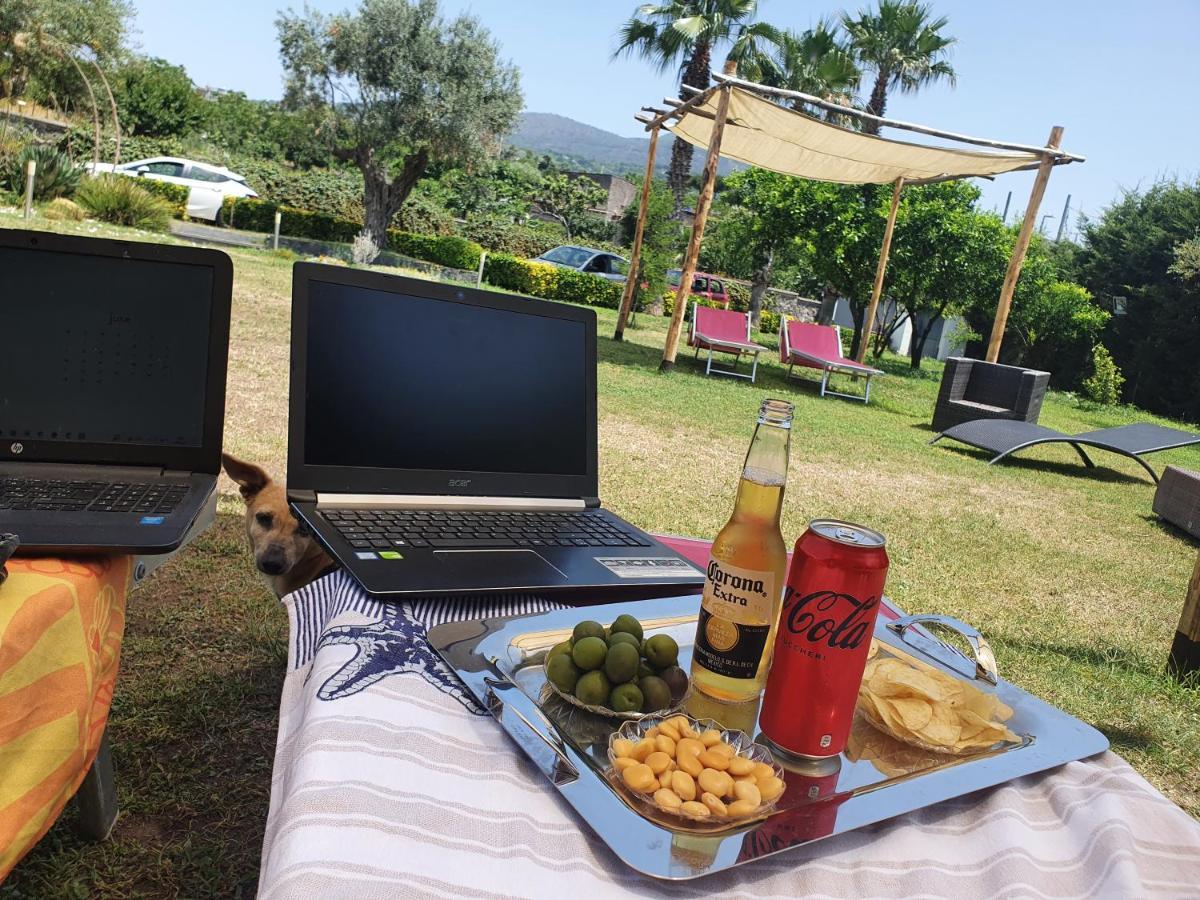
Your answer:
[732,421,789,525]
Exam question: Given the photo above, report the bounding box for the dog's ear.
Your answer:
[222,452,272,500]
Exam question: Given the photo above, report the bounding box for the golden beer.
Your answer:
[691,399,792,702]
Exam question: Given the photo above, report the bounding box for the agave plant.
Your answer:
[2,144,82,201]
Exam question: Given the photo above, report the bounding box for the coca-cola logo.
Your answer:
[781,587,876,650]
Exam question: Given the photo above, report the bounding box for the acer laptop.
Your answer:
[0,228,232,553]
[287,263,705,598]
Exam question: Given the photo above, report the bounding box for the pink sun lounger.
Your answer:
[687,303,768,382]
[779,318,884,403]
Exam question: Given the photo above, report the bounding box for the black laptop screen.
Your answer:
[0,246,214,449]
[304,279,588,476]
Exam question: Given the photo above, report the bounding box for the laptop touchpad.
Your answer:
[433,550,568,586]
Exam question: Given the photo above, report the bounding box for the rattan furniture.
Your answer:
[1154,466,1200,539]
[932,420,1200,483]
[932,357,1050,433]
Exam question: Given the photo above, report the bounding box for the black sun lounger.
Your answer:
[930,420,1200,483]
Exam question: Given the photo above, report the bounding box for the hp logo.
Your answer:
[10,442,23,455]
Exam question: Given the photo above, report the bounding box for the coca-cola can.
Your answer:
[759,519,889,759]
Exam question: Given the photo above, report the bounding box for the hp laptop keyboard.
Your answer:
[0,477,188,514]
[321,508,655,552]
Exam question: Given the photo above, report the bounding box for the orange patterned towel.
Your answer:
[0,557,130,880]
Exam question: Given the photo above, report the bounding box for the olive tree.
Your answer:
[277,0,522,246]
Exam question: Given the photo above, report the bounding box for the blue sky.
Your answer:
[129,0,1199,239]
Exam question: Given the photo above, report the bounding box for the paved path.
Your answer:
[170,220,266,249]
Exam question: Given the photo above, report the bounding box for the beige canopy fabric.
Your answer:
[667,87,1042,185]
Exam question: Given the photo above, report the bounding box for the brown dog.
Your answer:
[221,453,335,597]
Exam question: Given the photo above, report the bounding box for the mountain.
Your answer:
[507,112,741,177]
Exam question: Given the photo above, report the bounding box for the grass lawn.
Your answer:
[4,212,1200,897]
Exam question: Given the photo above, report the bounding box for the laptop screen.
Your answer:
[303,278,589,477]
[0,245,214,451]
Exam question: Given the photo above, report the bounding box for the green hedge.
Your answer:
[221,196,484,270]
[387,231,481,271]
[482,253,623,309]
[135,178,189,217]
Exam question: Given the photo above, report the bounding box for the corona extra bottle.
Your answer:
[691,398,792,701]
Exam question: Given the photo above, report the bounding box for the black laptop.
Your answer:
[0,229,232,554]
[287,263,705,599]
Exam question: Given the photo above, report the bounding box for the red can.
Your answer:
[759,519,889,759]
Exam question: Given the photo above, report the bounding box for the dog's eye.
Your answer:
[255,511,274,528]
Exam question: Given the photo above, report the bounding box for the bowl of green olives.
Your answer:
[542,615,691,720]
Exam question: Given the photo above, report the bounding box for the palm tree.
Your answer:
[753,20,861,122]
[615,1,779,215]
[840,0,956,135]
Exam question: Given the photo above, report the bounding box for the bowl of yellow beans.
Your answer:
[607,714,785,824]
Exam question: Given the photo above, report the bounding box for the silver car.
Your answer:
[533,245,629,282]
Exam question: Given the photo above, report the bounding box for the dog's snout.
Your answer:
[257,543,289,576]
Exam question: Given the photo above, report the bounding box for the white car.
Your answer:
[86,156,257,221]
[533,245,629,282]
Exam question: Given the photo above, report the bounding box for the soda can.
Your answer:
[739,755,845,860]
[759,519,889,758]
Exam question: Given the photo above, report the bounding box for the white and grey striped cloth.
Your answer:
[259,569,1200,898]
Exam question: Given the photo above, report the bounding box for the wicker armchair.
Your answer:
[932,357,1051,433]
[1154,466,1200,540]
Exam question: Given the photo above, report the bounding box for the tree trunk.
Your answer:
[748,248,774,327]
[908,307,942,369]
[669,42,712,217]
[862,70,889,135]
[848,302,867,360]
[359,148,429,250]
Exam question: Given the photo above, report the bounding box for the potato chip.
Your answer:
[885,696,933,732]
[857,647,1017,756]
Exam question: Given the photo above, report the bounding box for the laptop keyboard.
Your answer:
[0,477,188,514]
[320,508,655,552]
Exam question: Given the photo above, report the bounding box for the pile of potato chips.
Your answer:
[857,641,1018,755]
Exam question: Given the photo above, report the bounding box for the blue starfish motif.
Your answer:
[312,605,484,715]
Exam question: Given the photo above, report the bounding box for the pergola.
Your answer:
[612,73,1085,372]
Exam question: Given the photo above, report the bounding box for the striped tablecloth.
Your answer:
[0,556,130,880]
[259,552,1200,898]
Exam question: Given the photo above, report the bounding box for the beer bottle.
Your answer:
[691,398,792,702]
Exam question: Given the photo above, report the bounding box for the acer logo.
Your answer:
[448,478,470,488]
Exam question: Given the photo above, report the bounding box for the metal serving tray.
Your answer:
[428,595,1108,881]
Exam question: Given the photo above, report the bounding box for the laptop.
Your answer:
[0,228,232,554]
[287,263,705,599]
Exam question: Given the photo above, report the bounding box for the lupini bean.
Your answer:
[622,763,655,792]
[680,801,711,818]
[654,788,683,810]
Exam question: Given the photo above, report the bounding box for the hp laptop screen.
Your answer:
[0,246,214,452]
[304,278,589,477]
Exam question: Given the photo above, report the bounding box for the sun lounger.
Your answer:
[779,318,883,403]
[931,419,1200,483]
[687,303,767,382]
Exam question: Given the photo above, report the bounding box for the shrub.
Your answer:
[75,176,172,231]
[222,197,360,242]
[2,145,81,201]
[135,178,190,217]
[725,280,751,312]
[387,231,482,270]
[1080,344,1125,406]
[457,219,562,257]
[482,253,623,310]
[43,197,85,221]
[759,310,781,336]
[352,231,380,266]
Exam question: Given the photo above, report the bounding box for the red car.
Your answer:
[667,269,730,308]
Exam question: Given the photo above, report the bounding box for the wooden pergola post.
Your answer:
[985,126,1064,362]
[660,85,732,373]
[614,124,660,342]
[854,177,905,364]
[1169,550,1200,683]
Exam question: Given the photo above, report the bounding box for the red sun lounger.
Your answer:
[779,318,884,403]
[687,303,768,382]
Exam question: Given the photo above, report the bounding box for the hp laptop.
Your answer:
[0,228,232,553]
[287,263,705,598]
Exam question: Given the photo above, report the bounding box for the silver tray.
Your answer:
[428,595,1108,881]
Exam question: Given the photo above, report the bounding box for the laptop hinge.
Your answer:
[316,493,586,511]
[583,496,601,508]
[289,489,317,503]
